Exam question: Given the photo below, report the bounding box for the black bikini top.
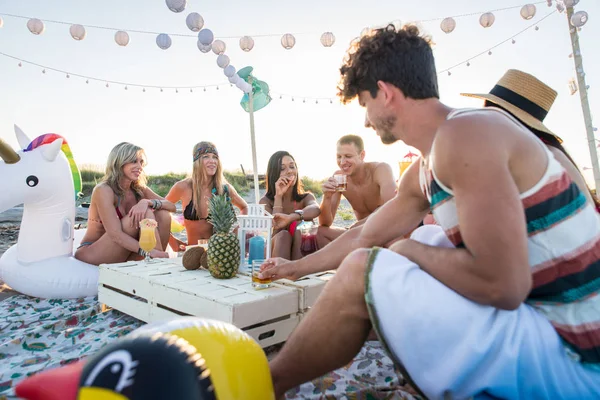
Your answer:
[183,185,231,221]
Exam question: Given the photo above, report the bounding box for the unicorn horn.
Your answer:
[0,138,20,164]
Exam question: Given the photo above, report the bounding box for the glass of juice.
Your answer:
[139,218,158,263]
[300,223,319,257]
[334,174,347,191]
[252,259,271,289]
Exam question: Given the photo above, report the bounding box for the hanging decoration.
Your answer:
[520,4,537,20]
[320,32,335,47]
[0,16,3,28]
[197,42,212,53]
[440,17,456,33]
[479,12,496,28]
[281,33,296,50]
[568,78,578,95]
[165,0,187,13]
[570,11,588,27]
[185,12,204,32]
[156,33,172,50]
[217,54,230,68]
[198,28,214,45]
[69,24,86,41]
[239,36,254,52]
[237,66,271,112]
[114,31,130,46]
[211,39,226,55]
[26,18,45,35]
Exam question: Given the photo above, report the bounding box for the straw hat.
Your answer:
[461,69,563,143]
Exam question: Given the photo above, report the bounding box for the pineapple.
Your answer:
[207,194,240,279]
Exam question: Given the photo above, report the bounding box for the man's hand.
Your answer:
[272,213,296,230]
[258,257,299,281]
[321,177,338,197]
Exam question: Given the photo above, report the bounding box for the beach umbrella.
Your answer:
[69,24,86,40]
[240,36,254,52]
[237,66,272,203]
[399,151,420,176]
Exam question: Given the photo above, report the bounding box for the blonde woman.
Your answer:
[75,142,175,265]
[166,141,248,249]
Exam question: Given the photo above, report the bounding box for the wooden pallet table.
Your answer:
[98,258,310,348]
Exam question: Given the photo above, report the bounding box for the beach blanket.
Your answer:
[0,295,421,399]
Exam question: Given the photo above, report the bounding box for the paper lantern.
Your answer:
[212,39,226,55]
[520,4,536,20]
[570,11,588,28]
[224,65,236,78]
[479,12,495,28]
[0,17,3,28]
[198,29,214,45]
[217,54,230,68]
[156,33,172,50]
[563,0,579,7]
[69,24,86,40]
[228,75,239,84]
[440,17,456,33]
[568,78,578,95]
[546,0,552,6]
[27,18,45,35]
[281,33,296,49]
[115,31,130,46]
[186,12,204,32]
[239,36,254,52]
[235,79,246,90]
[165,0,187,13]
[197,41,212,53]
[320,32,335,47]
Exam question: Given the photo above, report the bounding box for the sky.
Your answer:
[0,0,598,186]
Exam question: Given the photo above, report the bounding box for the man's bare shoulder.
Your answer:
[364,161,392,173]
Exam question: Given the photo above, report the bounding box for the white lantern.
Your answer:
[520,4,537,20]
[216,54,230,68]
[237,205,273,271]
[281,33,296,49]
[198,29,214,45]
[156,33,172,50]
[211,39,226,55]
[440,17,456,33]
[165,0,187,13]
[27,18,45,35]
[239,36,254,52]
[228,75,239,84]
[563,0,579,7]
[243,82,253,93]
[547,0,552,6]
[186,12,204,32]
[0,17,3,28]
[320,32,335,47]
[479,12,495,28]
[69,24,86,40]
[224,65,236,78]
[568,78,578,95]
[235,79,246,91]
[115,31,130,46]
[570,11,588,28]
[197,41,212,53]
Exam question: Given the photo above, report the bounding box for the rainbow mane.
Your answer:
[24,134,83,198]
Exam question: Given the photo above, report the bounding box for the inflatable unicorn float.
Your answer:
[0,125,98,299]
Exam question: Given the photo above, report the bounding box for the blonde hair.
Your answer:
[102,142,147,199]
[191,141,225,216]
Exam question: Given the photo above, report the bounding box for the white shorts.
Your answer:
[365,225,600,400]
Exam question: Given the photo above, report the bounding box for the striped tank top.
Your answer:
[419,108,600,366]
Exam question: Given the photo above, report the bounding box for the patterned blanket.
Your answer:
[0,295,421,399]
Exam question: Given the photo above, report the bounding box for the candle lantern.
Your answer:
[237,204,273,270]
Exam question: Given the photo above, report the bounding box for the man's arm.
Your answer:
[373,162,397,205]
[260,162,429,280]
[391,118,533,310]
[319,177,342,227]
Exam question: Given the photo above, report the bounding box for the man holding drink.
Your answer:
[317,134,396,248]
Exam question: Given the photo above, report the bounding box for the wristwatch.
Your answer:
[293,209,304,221]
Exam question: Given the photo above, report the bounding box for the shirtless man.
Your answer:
[317,134,396,248]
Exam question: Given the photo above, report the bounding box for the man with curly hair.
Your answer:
[264,24,600,399]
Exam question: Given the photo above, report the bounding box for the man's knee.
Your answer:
[337,248,370,282]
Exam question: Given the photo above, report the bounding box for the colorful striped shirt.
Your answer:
[419,108,600,366]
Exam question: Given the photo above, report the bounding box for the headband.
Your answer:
[193,143,219,162]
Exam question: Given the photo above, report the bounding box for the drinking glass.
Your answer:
[139,218,158,263]
[334,174,347,191]
[252,259,272,289]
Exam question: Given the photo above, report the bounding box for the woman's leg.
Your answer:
[154,209,172,251]
[291,228,303,260]
[271,230,292,260]
[74,215,140,265]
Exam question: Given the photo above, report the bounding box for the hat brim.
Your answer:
[460,92,563,144]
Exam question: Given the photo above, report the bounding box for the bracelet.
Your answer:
[137,248,148,257]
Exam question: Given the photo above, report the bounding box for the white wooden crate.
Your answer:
[98,258,302,348]
[275,271,335,311]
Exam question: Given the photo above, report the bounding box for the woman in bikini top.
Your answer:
[259,151,320,260]
[165,141,248,250]
[75,142,176,266]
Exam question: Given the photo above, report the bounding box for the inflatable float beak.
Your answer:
[15,360,84,400]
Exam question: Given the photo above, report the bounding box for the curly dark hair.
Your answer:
[337,24,439,104]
